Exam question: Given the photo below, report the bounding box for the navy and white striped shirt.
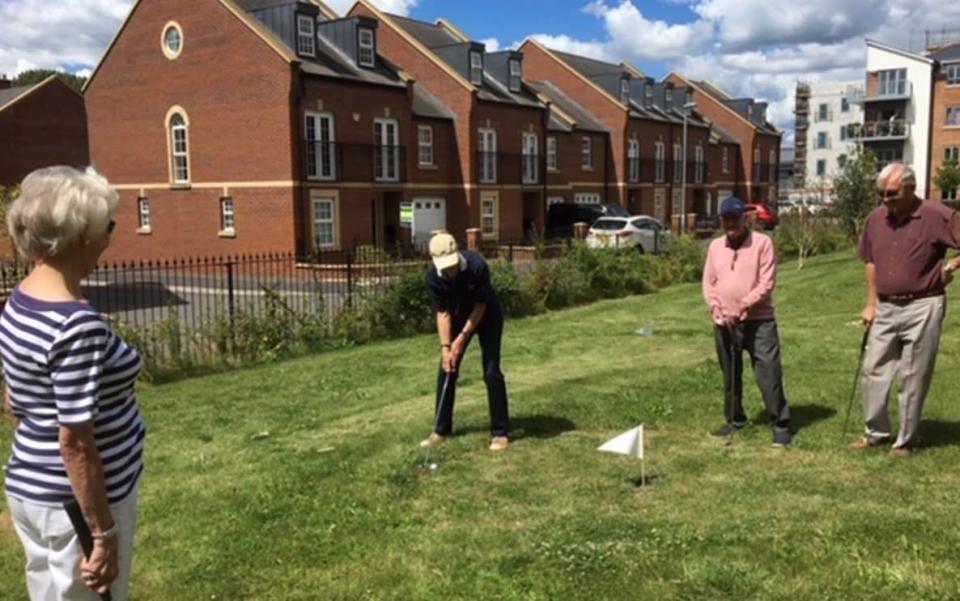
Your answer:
[1,287,145,506]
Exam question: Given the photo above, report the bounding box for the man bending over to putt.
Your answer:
[422,232,510,451]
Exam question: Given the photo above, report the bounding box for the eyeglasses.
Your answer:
[107,219,116,235]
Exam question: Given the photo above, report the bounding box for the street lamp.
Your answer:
[681,101,697,234]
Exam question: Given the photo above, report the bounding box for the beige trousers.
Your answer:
[861,295,945,448]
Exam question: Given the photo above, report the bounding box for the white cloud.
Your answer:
[324,0,418,17]
[478,37,501,52]
[524,34,611,61]
[585,1,712,60]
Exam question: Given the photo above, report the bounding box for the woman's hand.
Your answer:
[81,535,119,594]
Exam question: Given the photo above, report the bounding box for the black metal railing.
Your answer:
[305,142,407,183]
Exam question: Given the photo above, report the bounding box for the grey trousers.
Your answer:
[714,319,791,433]
[861,295,945,448]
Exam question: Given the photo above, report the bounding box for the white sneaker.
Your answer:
[489,436,509,451]
[419,433,445,448]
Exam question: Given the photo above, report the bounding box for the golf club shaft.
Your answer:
[424,370,452,465]
[841,326,871,443]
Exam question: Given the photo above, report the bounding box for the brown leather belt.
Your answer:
[878,290,944,304]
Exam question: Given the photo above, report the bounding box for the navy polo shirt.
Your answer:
[425,251,500,321]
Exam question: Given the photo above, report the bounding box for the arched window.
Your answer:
[167,110,190,185]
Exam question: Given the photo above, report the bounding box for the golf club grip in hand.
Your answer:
[63,499,114,601]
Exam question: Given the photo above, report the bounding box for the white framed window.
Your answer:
[945,146,959,162]
[581,136,592,169]
[695,145,705,184]
[948,64,960,86]
[721,146,729,174]
[358,28,375,67]
[574,193,601,204]
[220,197,235,232]
[418,125,434,167]
[547,196,564,206]
[522,132,538,184]
[945,189,958,201]
[817,132,828,149]
[671,188,683,217]
[470,51,483,85]
[546,136,558,171]
[673,144,683,183]
[644,85,653,105]
[169,112,190,185]
[313,196,337,249]
[374,119,400,182]
[137,197,151,229]
[753,147,761,182]
[305,111,336,180]
[620,78,630,104]
[878,68,907,96]
[654,142,665,182]
[818,103,828,121]
[947,105,960,127]
[162,22,183,60]
[816,160,826,177]
[478,128,497,183]
[627,138,640,182]
[654,190,665,222]
[481,194,497,239]
[508,59,522,93]
[297,15,316,57]
[665,87,674,108]
[768,149,776,183]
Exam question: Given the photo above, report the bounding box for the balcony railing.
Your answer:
[305,142,407,183]
[475,152,542,185]
[849,81,913,103]
[846,120,910,141]
[624,159,706,185]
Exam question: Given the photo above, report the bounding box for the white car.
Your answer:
[586,216,670,253]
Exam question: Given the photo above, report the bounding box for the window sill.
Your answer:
[170,183,192,191]
[418,164,438,170]
[581,166,594,172]
[944,125,960,130]
[547,168,558,173]
[136,227,152,235]
[219,229,237,239]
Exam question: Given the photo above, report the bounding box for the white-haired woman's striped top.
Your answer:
[1,287,144,506]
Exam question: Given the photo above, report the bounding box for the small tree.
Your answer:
[777,203,818,270]
[0,185,18,224]
[832,146,880,241]
[11,69,86,92]
[933,159,960,201]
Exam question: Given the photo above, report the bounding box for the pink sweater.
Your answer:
[702,231,777,322]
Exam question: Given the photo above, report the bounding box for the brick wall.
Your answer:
[930,73,960,199]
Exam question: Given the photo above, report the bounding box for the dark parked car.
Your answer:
[546,203,629,238]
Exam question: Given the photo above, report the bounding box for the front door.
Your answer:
[654,189,666,223]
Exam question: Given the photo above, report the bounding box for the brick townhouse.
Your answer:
[667,74,782,207]
[929,43,960,201]
[85,0,458,261]
[0,75,88,187]
[349,1,548,243]
[518,40,713,228]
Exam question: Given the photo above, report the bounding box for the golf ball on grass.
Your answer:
[429,463,438,470]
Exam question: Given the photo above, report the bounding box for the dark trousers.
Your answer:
[714,319,790,433]
[434,309,509,437]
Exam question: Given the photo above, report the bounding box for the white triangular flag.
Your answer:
[598,424,644,459]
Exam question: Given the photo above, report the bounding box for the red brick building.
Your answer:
[929,43,960,201]
[349,2,549,243]
[518,40,713,228]
[0,75,89,187]
[666,74,782,207]
[85,0,457,261]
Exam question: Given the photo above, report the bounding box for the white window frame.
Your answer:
[161,22,183,60]
[137,197,151,230]
[818,103,828,121]
[305,111,336,181]
[478,128,497,183]
[417,125,434,167]
[481,194,498,240]
[673,144,683,183]
[816,159,826,177]
[721,146,729,174]
[546,136,558,172]
[470,51,483,86]
[878,68,907,96]
[296,14,316,58]
[313,196,337,250]
[620,79,630,104]
[768,149,776,183]
[654,142,665,182]
[695,145,705,184]
[753,147,761,182]
[220,197,236,232]
[508,59,522,93]
[581,136,592,170]
[169,112,190,185]
[627,138,640,182]
[574,193,601,204]
[948,64,960,86]
[374,118,400,182]
[358,28,375,68]
[947,105,960,127]
[522,132,538,184]
[945,146,959,162]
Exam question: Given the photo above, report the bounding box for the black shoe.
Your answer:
[711,423,743,438]
[772,429,792,448]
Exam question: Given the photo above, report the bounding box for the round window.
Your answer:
[162,23,183,59]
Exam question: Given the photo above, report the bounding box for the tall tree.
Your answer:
[933,158,960,201]
[11,69,86,92]
[832,146,880,241]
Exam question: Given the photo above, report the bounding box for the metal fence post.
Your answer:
[346,251,354,309]
[226,260,236,341]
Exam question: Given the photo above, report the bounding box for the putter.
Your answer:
[726,323,738,441]
[423,370,452,470]
[841,326,871,444]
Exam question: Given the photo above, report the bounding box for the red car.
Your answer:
[745,202,779,230]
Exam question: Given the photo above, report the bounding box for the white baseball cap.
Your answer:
[429,232,460,271]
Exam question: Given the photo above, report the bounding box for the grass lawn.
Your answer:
[3,250,960,600]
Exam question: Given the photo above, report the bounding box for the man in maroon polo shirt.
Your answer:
[852,163,960,456]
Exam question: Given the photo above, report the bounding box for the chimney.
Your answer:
[0,75,11,90]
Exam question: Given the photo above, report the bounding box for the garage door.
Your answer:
[411,198,446,250]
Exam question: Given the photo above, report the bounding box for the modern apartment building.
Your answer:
[794,80,864,191]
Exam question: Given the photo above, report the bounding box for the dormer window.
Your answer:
[508,59,521,93]
[685,90,693,106]
[297,15,316,57]
[644,85,653,105]
[470,51,483,85]
[620,78,630,104]
[358,28,375,68]
[665,88,673,108]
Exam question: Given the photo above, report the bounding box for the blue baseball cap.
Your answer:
[719,197,746,216]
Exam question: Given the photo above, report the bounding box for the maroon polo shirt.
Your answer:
[857,199,960,297]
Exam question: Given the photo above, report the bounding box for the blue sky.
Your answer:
[2,0,958,142]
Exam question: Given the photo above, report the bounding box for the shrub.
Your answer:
[774,214,851,266]
[490,261,541,317]
[361,268,433,337]
[659,235,706,286]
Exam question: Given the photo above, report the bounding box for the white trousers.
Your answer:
[7,487,139,601]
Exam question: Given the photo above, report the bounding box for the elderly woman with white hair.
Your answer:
[1,166,145,600]
[852,162,960,456]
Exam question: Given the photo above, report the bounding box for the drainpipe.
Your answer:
[294,65,307,256]
[541,102,550,238]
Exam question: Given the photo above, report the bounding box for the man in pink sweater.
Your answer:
[702,197,792,447]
